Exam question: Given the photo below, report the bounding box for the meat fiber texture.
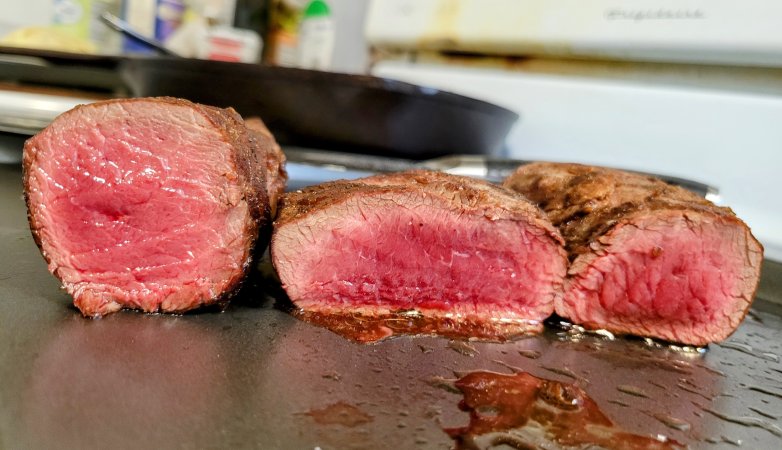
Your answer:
[24,97,287,317]
[271,170,568,335]
[503,162,763,345]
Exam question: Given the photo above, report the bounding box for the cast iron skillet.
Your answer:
[117,56,519,159]
[0,45,518,159]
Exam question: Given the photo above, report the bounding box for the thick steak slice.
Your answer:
[503,162,763,345]
[24,97,286,317]
[271,170,567,341]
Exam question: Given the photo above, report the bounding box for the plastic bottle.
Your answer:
[296,0,334,70]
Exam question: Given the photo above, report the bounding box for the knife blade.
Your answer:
[282,146,720,202]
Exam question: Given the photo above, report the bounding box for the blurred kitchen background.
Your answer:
[0,0,780,265]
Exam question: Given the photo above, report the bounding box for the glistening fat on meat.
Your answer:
[503,162,763,345]
[271,170,568,341]
[24,97,287,317]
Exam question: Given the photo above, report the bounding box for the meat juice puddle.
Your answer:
[442,370,682,450]
[298,401,374,427]
[290,309,542,343]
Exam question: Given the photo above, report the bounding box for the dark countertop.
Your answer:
[1,162,781,450]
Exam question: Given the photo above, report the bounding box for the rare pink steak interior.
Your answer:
[271,170,567,338]
[504,162,763,345]
[24,97,286,317]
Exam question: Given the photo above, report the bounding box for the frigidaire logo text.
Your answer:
[605,8,706,21]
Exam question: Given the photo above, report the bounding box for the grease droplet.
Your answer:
[747,385,782,400]
[321,371,341,381]
[518,349,541,359]
[541,365,583,382]
[299,402,373,427]
[617,385,650,398]
[652,413,691,432]
[719,342,778,362]
[704,408,782,438]
[448,340,479,357]
[425,376,460,394]
[748,407,779,420]
[492,359,523,373]
[608,399,630,407]
[417,344,433,354]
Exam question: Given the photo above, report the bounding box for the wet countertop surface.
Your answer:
[1,163,781,449]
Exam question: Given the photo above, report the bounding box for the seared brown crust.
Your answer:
[244,117,287,217]
[196,103,285,302]
[199,104,269,227]
[502,162,754,259]
[23,124,40,259]
[276,170,562,245]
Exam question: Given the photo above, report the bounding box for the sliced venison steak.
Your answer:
[271,170,567,340]
[503,162,763,345]
[24,97,286,317]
